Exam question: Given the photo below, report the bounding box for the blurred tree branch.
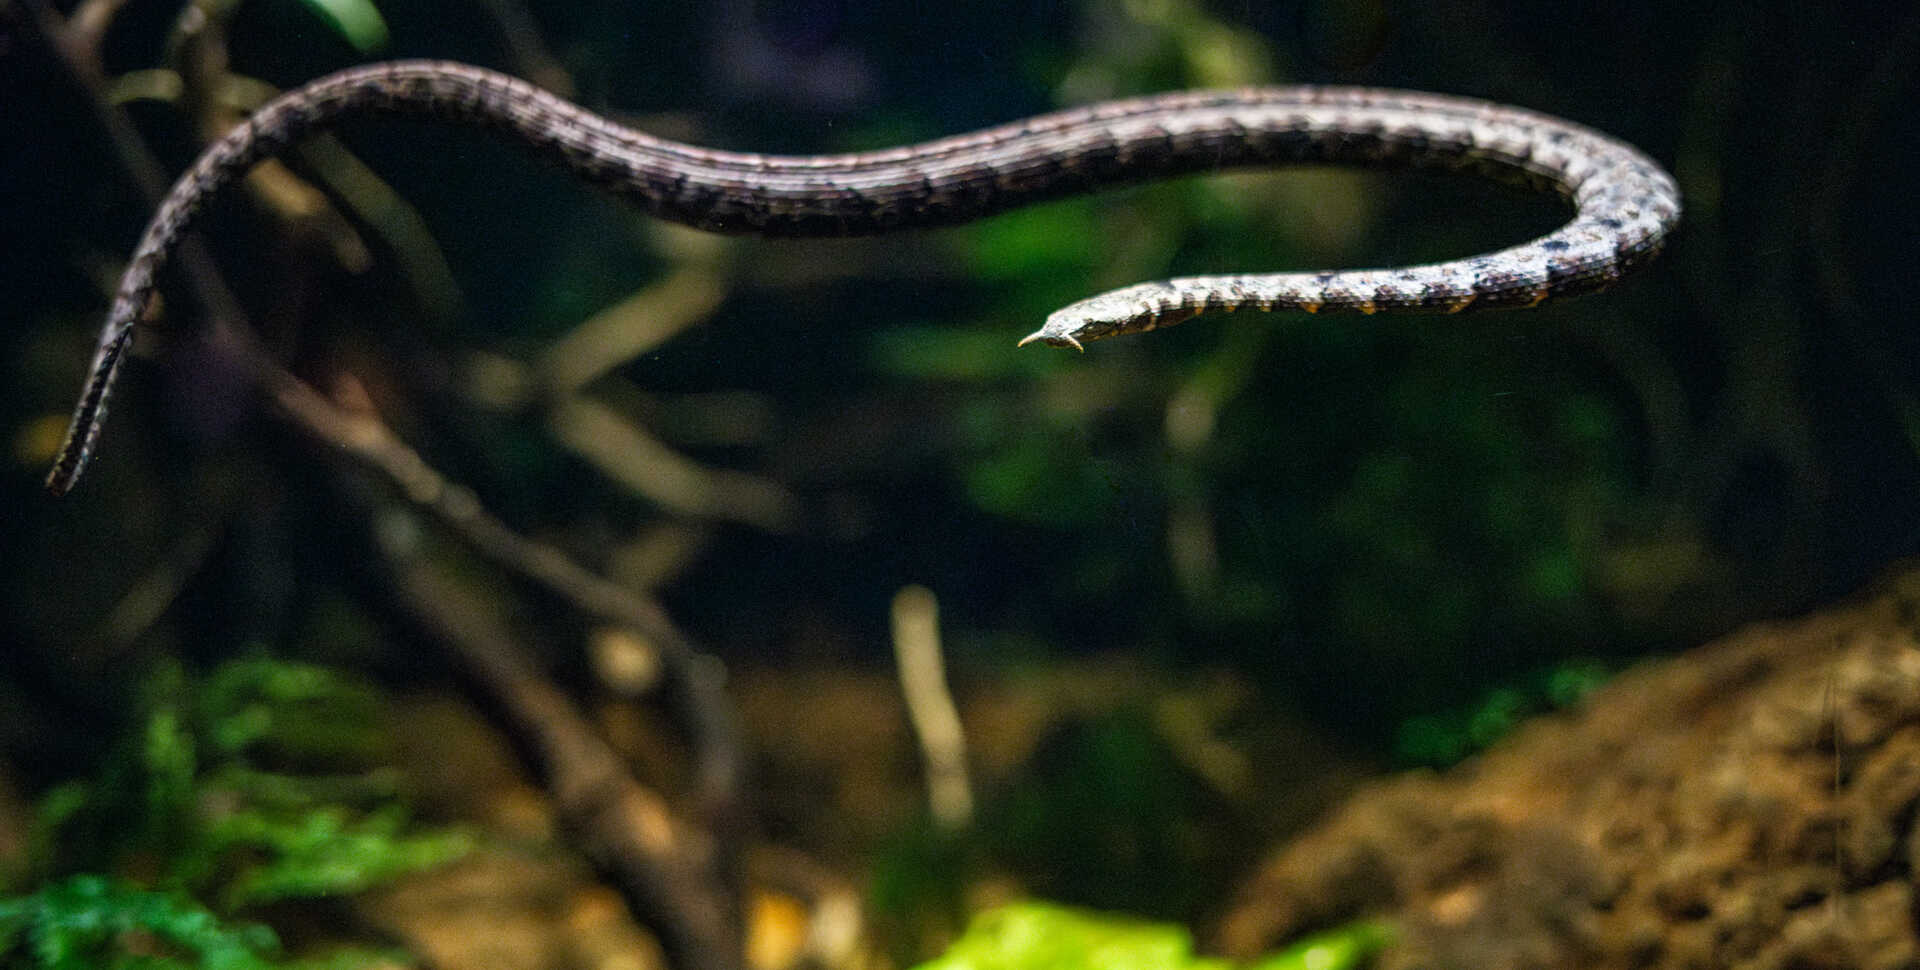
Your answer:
[11,1,751,965]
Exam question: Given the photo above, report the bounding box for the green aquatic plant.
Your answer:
[35,658,470,906]
[1245,920,1395,970]
[912,903,1228,970]
[0,868,408,968]
[0,875,281,970]
[0,875,399,970]
[911,903,1391,970]
[295,0,390,55]
[1394,659,1614,767]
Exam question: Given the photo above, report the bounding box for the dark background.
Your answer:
[1,0,1917,950]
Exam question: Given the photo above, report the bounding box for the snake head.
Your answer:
[1019,300,1119,351]
[1019,281,1198,351]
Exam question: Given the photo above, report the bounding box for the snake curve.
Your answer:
[48,59,1680,495]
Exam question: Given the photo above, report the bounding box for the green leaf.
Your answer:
[1246,920,1395,970]
[31,658,470,912]
[0,876,282,970]
[913,903,1229,970]
[289,0,389,55]
[211,806,473,908]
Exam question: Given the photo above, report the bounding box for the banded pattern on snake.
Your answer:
[48,60,1680,495]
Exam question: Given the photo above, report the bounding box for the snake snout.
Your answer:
[1017,327,1084,352]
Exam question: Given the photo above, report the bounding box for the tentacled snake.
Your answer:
[48,60,1680,495]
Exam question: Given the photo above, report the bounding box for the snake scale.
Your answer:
[48,60,1680,495]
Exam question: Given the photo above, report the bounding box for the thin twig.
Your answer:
[216,314,755,961]
[471,0,575,98]
[15,0,249,327]
[377,530,742,970]
[539,266,726,395]
[92,516,228,649]
[551,396,800,532]
[251,344,746,816]
[889,585,973,831]
[30,0,743,823]
[21,5,750,962]
[62,0,130,61]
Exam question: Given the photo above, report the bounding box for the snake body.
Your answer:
[48,60,1680,495]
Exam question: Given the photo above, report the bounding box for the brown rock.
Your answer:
[1215,567,1920,970]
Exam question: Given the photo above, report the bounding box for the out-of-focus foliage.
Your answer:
[5,0,1915,961]
[911,903,1230,970]
[910,903,1390,970]
[981,711,1234,920]
[853,0,1646,746]
[0,875,281,970]
[866,701,1262,955]
[866,816,975,965]
[27,659,469,911]
[0,874,401,970]
[1245,920,1395,970]
[294,0,390,55]
[1394,659,1613,767]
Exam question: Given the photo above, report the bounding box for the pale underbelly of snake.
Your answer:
[47,60,1681,495]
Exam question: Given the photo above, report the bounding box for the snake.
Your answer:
[47,60,1680,495]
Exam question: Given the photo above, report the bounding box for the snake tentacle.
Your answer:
[49,60,1679,495]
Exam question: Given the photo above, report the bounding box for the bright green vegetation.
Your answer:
[0,874,397,970]
[2,659,470,968]
[1395,659,1614,767]
[295,0,390,54]
[912,903,1392,970]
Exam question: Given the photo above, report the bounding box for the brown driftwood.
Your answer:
[385,551,741,970]
[1215,566,1920,969]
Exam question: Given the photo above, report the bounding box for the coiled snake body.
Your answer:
[48,60,1680,494]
